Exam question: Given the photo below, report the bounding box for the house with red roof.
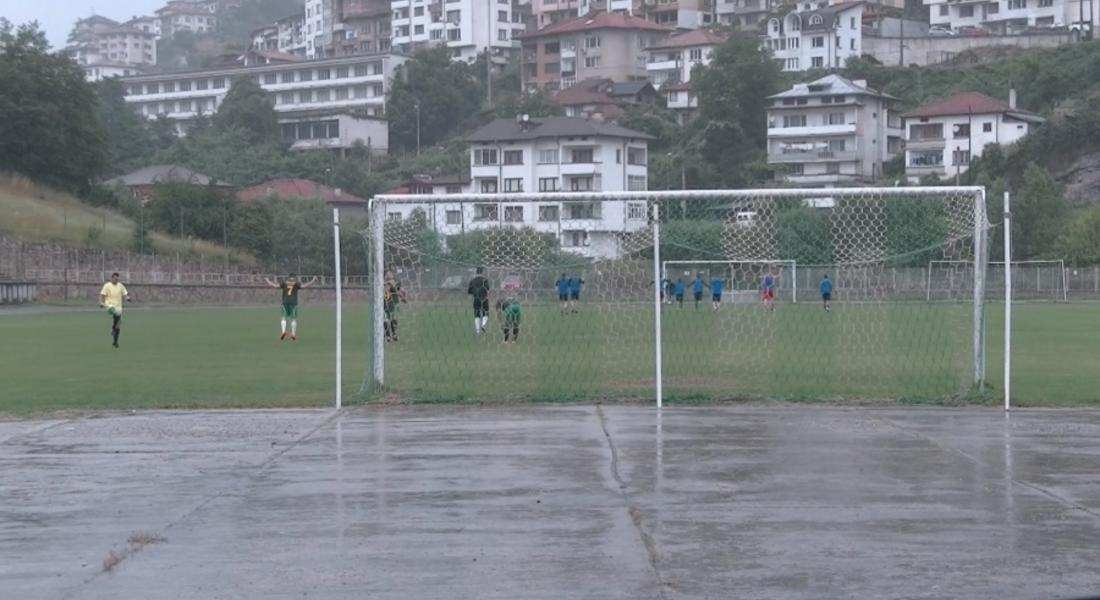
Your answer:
[903,90,1045,183]
[519,11,672,93]
[645,28,727,119]
[552,78,661,120]
[238,179,371,219]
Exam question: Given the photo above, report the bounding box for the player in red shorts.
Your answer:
[761,270,778,311]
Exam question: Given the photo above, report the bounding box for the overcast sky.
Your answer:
[2,0,166,49]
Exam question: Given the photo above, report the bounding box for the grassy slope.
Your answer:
[1,301,1095,414]
[0,175,235,257]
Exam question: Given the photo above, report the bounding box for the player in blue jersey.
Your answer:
[691,273,705,310]
[664,278,675,305]
[555,272,570,315]
[761,269,778,311]
[820,274,833,311]
[569,275,584,313]
[673,278,685,307]
[709,274,725,312]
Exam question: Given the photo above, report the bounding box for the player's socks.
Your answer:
[280,318,287,339]
[290,320,297,340]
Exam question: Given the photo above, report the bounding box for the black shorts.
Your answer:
[694,291,703,301]
[675,294,683,302]
[822,293,831,301]
[712,293,721,302]
[570,292,579,300]
[473,299,489,317]
[559,293,568,301]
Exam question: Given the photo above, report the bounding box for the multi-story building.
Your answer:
[903,90,1044,183]
[763,1,864,71]
[156,0,219,37]
[766,74,903,185]
[305,0,335,57]
[924,0,1094,34]
[276,13,309,56]
[67,15,159,76]
[716,0,771,29]
[642,0,716,28]
[521,12,672,92]
[389,0,519,62]
[552,78,661,119]
[252,24,280,51]
[645,27,725,98]
[382,116,652,258]
[334,0,392,56]
[118,53,406,153]
[83,64,148,82]
[125,16,162,38]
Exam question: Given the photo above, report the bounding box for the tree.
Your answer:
[494,90,563,119]
[1059,206,1100,266]
[213,77,279,144]
[1013,163,1068,260]
[690,32,782,187]
[387,47,483,154]
[94,78,155,175]
[0,20,107,191]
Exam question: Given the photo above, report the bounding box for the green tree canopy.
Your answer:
[213,76,280,144]
[1013,163,1068,260]
[387,47,483,154]
[94,77,155,175]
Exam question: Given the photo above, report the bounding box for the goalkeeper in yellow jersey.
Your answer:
[99,272,131,348]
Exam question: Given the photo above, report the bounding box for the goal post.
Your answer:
[927,259,1067,302]
[662,259,797,304]
[361,186,990,403]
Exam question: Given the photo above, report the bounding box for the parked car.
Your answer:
[928,25,956,37]
[957,26,992,36]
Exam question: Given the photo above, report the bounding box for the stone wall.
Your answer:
[864,32,1075,67]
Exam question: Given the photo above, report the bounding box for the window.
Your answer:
[178,80,192,91]
[545,62,560,74]
[571,148,594,163]
[280,71,294,84]
[415,6,424,15]
[959,5,974,17]
[850,38,856,50]
[827,139,846,152]
[431,29,443,39]
[538,149,559,164]
[498,10,508,21]
[446,9,461,22]
[627,147,646,166]
[569,178,595,192]
[826,162,841,175]
[615,149,621,164]
[445,210,463,225]
[504,205,524,222]
[474,203,498,220]
[585,36,600,48]
[503,150,523,165]
[909,150,943,167]
[783,115,807,128]
[539,205,560,221]
[810,15,823,25]
[1039,0,1053,6]
[910,123,944,140]
[446,185,463,194]
[689,48,703,61]
[539,177,559,192]
[544,42,559,54]
[263,72,277,85]
[812,36,824,48]
[983,122,993,133]
[447,29,461,41]
[563,230,589,247]
[786,58,799,70]
[336,66,349,78]
[939,4,949,14]
[503,178,523,192]
[415,24,424,34]
[952,150,971,166]
[850,17,856,28]
[827,112,845,125]
[354,64,369,77]
[473,148,499,165]
[627,177,647,192]
[212,77,225,89]
[812,56,824,68]
[953,123,970,138]
[299,90,314,103]
[584,56,600,68]
[789,163,804,175]
[335,88,348,100]
[146,82,159,94]
[1009,0,1026,8]
[498,29,509,41]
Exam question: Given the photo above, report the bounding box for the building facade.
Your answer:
[763,1,864,71]
[335,0,393,56]
[716,0,771,29]
[903,91,1044,183]
[645,28,725,116]
[67,15,159,72]
[382,117,652,258]
[923,0,1095,34]
[118,53,406,153]
[766,74,903,185]
[156,0,219,37]
[521,12,671,92]
[389,0,521,62]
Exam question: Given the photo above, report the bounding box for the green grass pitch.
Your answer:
[2,301,1097,413]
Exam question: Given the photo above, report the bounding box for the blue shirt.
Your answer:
[820,278,833,295]
[569,278,583,294]
[557,278,570,294]
[710,278,724,294]
[692,277,704,293]
[762,275,775,289]
[674,280,685,295]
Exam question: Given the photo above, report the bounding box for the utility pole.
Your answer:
[487,49,493,105]
[415,101,421,156]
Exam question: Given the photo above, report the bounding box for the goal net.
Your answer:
[928,260,1067,302]
[362,187,989,403]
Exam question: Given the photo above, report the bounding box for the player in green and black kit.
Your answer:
[495,293,521,344]
[265,273,317,341]
[383,271,407,342]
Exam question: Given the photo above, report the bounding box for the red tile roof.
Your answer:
[903,92,1025,118]
[648,29,728,50]
[553,78,613,105]
[521,11,672,39]
[237,179,367,204]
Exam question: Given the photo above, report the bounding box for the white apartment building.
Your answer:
[305,0,336,57]
[67,16,158,70]
[83,64,147,82]
[903,90,1044,183]
[717,0,771,29]
[389,0,519,62]
[277,13,310,56]
[118,53,406,152]
[645,28,726,114]
[766,74,903,185]
[126,16,162,38]
[924,0,1095,34]
[383,116,652,258]
[763,1,864,71]
[156,0,219,37]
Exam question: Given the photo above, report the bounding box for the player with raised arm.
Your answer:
[761,268,778,311]
[265,273,317,341]
[383,271,407,342]
[555,272,570,315]
[692,272,705,310]
[468,267,490,336]
[820,274,833,312]
[569,275,585,313]
[99,272,131,348]
[709,273,726,312]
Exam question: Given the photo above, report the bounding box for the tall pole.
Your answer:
[1003,191,1012,411]
[652,201,663,408]
[333,207,343,409]
[415,102,421,157]
[487,49,493,105]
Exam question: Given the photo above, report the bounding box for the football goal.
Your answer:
[360,187,990,404]
[927,260,1067,302]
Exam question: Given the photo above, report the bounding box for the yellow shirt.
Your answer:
[100,282,128,309]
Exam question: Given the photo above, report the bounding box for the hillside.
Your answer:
[0,175,249,260]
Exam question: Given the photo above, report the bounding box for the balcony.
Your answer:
[769,150,858,163]
[786,173,864,185]
[767,123,857,137]
[906,137,946,150]
[560,161,601,175]
[646,59,679,72]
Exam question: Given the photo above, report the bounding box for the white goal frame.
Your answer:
[927,259,1067,302]
[662,259,797,303]
[358,186,989,407]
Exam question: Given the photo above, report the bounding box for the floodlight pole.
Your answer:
[1004,191,1012,412]
[652,201,663,409]
[333,207,343,409]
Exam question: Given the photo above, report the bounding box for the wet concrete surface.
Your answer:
[1,406,1099,599]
